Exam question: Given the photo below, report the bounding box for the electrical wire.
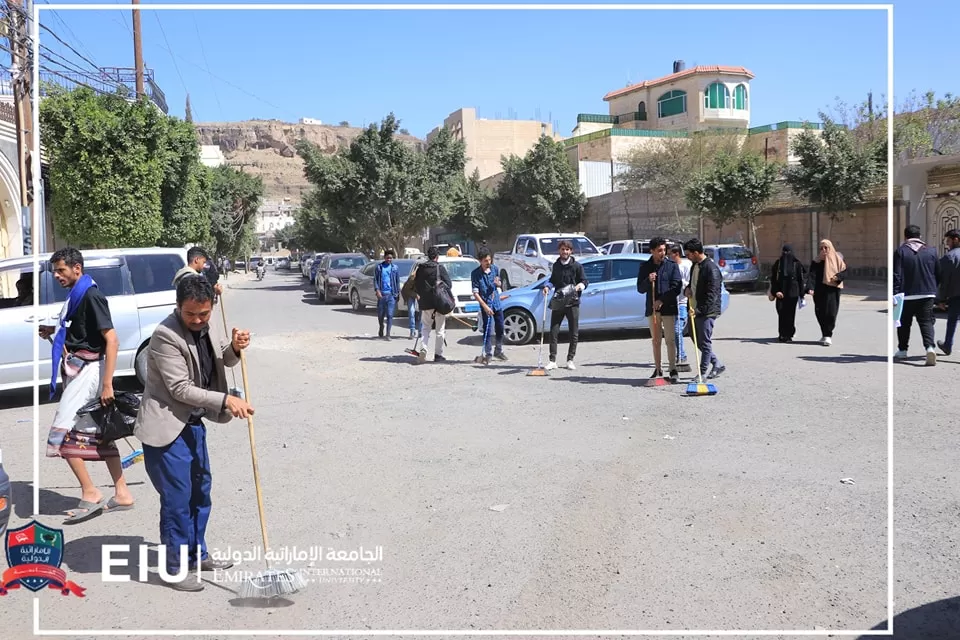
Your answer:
[153,12,187,98]
[191,14,223,120]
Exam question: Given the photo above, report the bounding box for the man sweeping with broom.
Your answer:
[637,237,683,383]
[134,277,255,592]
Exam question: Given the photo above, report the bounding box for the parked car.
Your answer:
[0,450,9,542]
[600,238,679,255]
[497,253,730,345]
[704,244,761,291]
[436,256,483,319]
[314,253,370,303]
[234,259,246,271]
[0,247,187,391]
[309,253,329,284]
[348,258,420,312]
[494,233,600,291]
[276,257,291,270]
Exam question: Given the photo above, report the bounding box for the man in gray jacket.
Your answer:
[937,229,960,355]
[134,277,254,591]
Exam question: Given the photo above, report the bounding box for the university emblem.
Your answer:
[1,520,84,596]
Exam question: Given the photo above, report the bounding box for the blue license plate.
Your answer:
[464,303,480,313]
[733,263,746,270]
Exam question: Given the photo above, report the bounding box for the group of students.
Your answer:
[767,239,847,346]
[368,237,728,383]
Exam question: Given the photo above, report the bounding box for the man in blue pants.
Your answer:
[471,250,507,365]
[134,277,254,591]
[375,250,401,341]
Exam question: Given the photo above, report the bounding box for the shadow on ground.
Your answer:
[798,354,887,364]
[11,481,148,520]
[861,595,960,639]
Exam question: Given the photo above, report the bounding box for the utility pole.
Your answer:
[9,0,35,254]
[131,0,144,98]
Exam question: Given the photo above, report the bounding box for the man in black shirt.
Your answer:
[541,240,589,370]
[684,238,726,380]
[42,247,134,524]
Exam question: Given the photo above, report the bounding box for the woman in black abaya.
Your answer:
[769,244,807,342]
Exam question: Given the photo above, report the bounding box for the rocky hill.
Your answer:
[194,120,424,204]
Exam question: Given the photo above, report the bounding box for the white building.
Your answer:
[200,145,226,168]
[299,117,323,125]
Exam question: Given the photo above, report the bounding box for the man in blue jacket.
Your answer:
[471,250,506,365]
[375,250,401,340]
[637,237,683,382]
[894,225,941,365]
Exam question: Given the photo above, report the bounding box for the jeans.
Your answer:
[408,298,421,336]
[943,297,960,350]
[898,297,936,350]
[480,308,505,356]
[377,295,397,335]
[549,306,580,362]
[143,423,212,574]
[675,305,688,361]
[693,316,722,376]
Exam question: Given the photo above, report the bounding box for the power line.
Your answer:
[39,0,99,68]
[191,14,223,120]
[38,23,103,76]
[153,12,187,97]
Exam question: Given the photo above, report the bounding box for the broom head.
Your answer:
[527,367,548,377]
[121,449,144,469]
[643,376,671,387]
[238,569,308,599]
[685,381,718,396]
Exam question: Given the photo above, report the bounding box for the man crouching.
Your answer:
[134,276,255,591]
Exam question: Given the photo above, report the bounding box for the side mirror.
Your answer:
[525,248,538,258]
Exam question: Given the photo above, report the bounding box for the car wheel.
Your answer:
[503,309,535,345]
[135,345,149,388]
[350,289,365,311]
[324,289,335,305]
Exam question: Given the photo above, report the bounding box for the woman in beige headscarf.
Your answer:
[805,238,847,346]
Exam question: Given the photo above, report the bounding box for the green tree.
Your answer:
[686,151,780,254]
[296,114,466,252]
[785,116,884,236]
[445,169,489,239]
[39,87,168,247]
[488,135,586,235]
[159,119,211,247]
[288,191,351,252]
[208,165,263,259]
[617,131,743,236]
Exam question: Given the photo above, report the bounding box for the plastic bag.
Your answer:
[76,391,141,443]
[550,284,578,311]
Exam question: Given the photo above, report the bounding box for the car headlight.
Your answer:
[328,277,340,285]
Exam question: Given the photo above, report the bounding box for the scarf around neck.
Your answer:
[50,274,96,398]
[816,239,846,287]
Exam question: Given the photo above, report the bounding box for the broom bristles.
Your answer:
[238,569,308,599]
[121,450,144,469]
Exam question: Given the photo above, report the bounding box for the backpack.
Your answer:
[434,268,455,315]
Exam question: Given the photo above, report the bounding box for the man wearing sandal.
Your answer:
[42,248,135,525]
[135,277,255,591]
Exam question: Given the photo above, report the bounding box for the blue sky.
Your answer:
[30,1,953,138]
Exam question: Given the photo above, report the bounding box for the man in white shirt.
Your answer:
[670,245,691,371]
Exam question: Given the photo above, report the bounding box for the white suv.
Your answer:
[0,247,187,392]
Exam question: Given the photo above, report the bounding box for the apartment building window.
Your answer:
[657,90,687,118]
[734,84,748,110]
[704,82,731,109]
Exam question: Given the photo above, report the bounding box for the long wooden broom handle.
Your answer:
[239,349,272,567]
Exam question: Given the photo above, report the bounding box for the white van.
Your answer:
[0,247,187,392]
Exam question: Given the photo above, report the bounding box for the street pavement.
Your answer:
[0,269,944,639]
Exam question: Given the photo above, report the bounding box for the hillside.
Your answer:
[194,120,425,204]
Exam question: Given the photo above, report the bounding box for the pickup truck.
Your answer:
[494,233,601,290]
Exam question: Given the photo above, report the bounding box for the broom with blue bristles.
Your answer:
[120,438,144,468]
[685,302,718,397]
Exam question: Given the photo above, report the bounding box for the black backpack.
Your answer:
[434,272,455,315]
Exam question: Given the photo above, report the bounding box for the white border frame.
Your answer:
[29,2,895,636]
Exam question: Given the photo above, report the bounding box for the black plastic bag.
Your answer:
[550,284,579,311]
[76,392,141,443]
[435,279,455,315]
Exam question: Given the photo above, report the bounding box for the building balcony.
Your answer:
[0,67,168,114]
[702,107,749,122]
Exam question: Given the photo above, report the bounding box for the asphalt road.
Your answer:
[0,270,944,639]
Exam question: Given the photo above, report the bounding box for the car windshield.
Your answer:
[539,237,598,256]
[720,246,754,260]
[394,260,416,278]
[442,260,479,281]
[330,257,367,270]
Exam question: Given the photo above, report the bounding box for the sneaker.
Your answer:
[167,578,205,592]
[545,361,558,371]
[565,360,576,370]
[409,331,416,339]
[650,369,663,379]
[386,335,392,342]
[378,326,384,338]
[938,340,952,356]
[417,349,427,364]
[434,355,447,363]
[925,347,937,367]
[821,337,832,346]
[707,365,726,380]
[494,352,508,361]
[669,370,679,383]
[894,350,908,360]
[474,355,490,365]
